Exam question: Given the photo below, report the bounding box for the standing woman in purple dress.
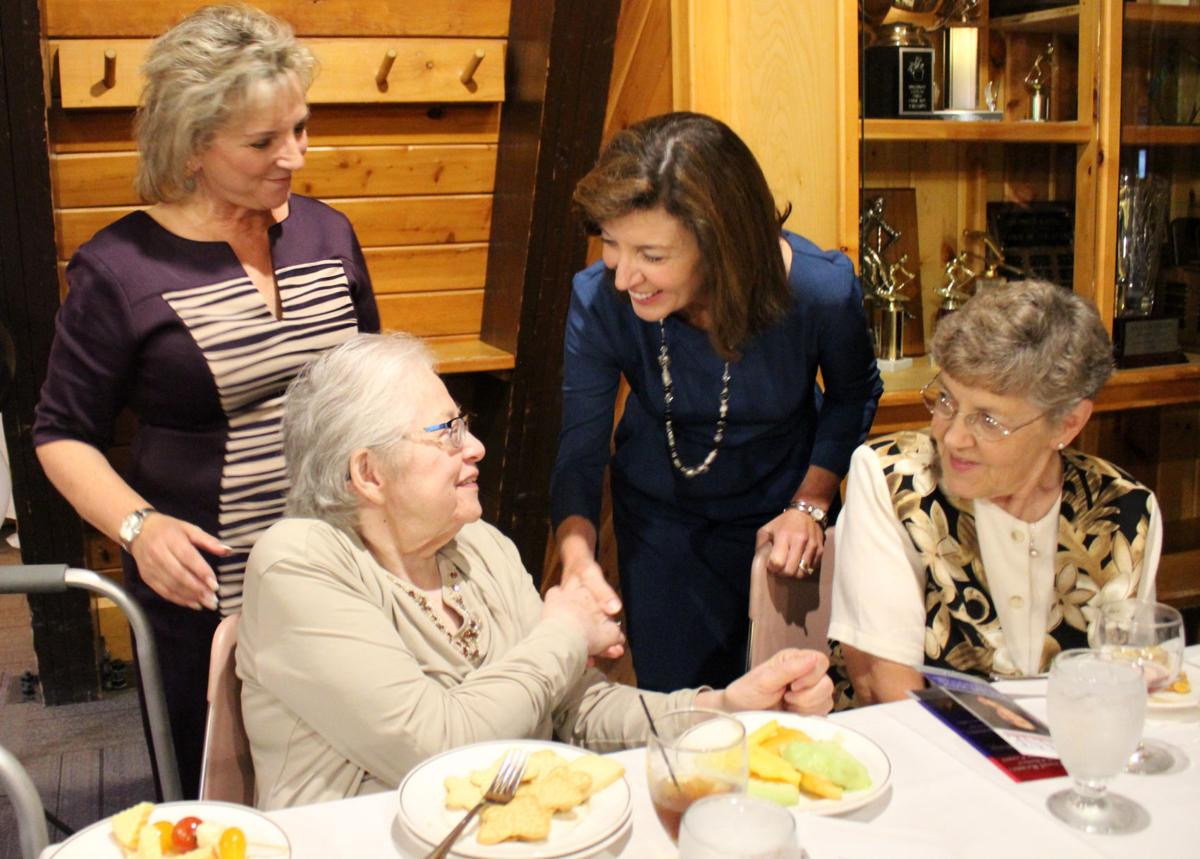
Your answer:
[33,6,379,796]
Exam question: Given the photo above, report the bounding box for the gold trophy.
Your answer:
[936,252,975,323]
[1024,42,1054,122]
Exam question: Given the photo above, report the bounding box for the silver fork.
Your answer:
[425,748,528,859]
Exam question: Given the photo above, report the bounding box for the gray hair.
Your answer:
[133,4,316,203]
[930,280,1114,420]
[283,333,435,532]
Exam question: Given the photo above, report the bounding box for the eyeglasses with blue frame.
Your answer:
[409,411,470,450]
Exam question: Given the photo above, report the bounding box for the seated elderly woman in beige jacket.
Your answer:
[238,332,833,810]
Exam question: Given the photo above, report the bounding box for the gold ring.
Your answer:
[797,561,811,574]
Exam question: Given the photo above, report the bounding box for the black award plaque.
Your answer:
[865,44,935,118]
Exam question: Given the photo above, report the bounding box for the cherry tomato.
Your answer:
[218,826,247,859]
[152,820,173,853]
[171,816,202,852]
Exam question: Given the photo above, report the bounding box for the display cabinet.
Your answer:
[672,0,1200,606]
[851,1,1200,432]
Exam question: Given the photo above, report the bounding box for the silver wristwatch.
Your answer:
[785,499,828,530]
[118,507,156,552]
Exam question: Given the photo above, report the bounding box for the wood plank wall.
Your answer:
[42,0,514,594]
[43,0,513,372]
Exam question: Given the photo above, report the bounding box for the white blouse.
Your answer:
[828,444,1162,677]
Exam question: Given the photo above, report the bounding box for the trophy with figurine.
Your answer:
[936,253,976,323]
[1024,42,1054,121]
[860,196,916,370]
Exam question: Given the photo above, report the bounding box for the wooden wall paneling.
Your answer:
[603,0,674,141]
[53,39,508,108]
[49,104,503,153]
[363,244,488,294]
[55,195,494,258]
[676,1,844,251]
[51,144,499,207]
[329,195,493,246]
[672,0,731,118]
[478,0,622,583]
[837,0,859,260]
[376,290,484,337]
[726,1,842,249]
[43,0,512,38]
[0,0,100,705]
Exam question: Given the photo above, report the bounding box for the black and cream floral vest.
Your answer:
[831,430,1154,709]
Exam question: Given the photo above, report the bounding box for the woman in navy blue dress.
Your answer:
[33,7,378,795]
[551,113,881,691]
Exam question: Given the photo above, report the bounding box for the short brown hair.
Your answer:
[930,281,1115,419]
[573,112,790,359]
[134,4,316,203]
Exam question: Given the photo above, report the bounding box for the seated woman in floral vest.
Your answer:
[828,281,1161,707]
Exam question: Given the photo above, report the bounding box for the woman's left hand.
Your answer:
[702,649,833,715]
[756,508,824,577]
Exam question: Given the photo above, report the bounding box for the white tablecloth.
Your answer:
[266,647,1200,859]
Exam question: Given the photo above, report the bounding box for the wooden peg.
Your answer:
[460,49,485,86]
[103,49,117,89]
[375,49,396,89]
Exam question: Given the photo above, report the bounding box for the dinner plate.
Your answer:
[49,800,290,858]
[736,711,892,817]
[396,738,632,859]
[1148,667,1200,711]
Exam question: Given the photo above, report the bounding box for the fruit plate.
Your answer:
[49,800,290,857]
[736,711,892,816]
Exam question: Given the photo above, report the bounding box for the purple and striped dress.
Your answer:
[34,194,379,794]
[35,195,380,610]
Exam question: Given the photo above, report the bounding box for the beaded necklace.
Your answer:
[657,320,731,478]
[394,564,482,665]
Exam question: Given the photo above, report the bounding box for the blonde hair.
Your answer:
[283,333,435,533]
[930,281,1114,420]
[133,4,315,203]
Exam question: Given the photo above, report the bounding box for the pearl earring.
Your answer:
[1056,442,1065,450]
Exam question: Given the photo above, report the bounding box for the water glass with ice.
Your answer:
[1045,648,1149,835]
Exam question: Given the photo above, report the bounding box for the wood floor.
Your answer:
[0,527,154,857]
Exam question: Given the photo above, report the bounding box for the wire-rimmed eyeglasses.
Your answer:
[919,375,1047,443]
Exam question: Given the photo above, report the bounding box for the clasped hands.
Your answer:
[555,559,833,715]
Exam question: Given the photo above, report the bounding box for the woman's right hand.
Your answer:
[542,577,625,659]
[130,513,229,610]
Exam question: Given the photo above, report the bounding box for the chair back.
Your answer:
[746,528,836,670]
[198,614,255,804]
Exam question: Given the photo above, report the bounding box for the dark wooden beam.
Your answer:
[480,0,621,583]
[0,0,99,703]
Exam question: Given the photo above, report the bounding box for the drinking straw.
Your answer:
[640,694,682,791]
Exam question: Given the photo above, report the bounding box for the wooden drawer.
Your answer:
[53,38,506,109]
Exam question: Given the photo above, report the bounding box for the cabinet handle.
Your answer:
[103,49,117,89]
[460,48,485,87]
[375,48,396,90]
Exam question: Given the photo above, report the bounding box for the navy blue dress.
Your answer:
[551,231,881,691]
[34,195,379,795]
